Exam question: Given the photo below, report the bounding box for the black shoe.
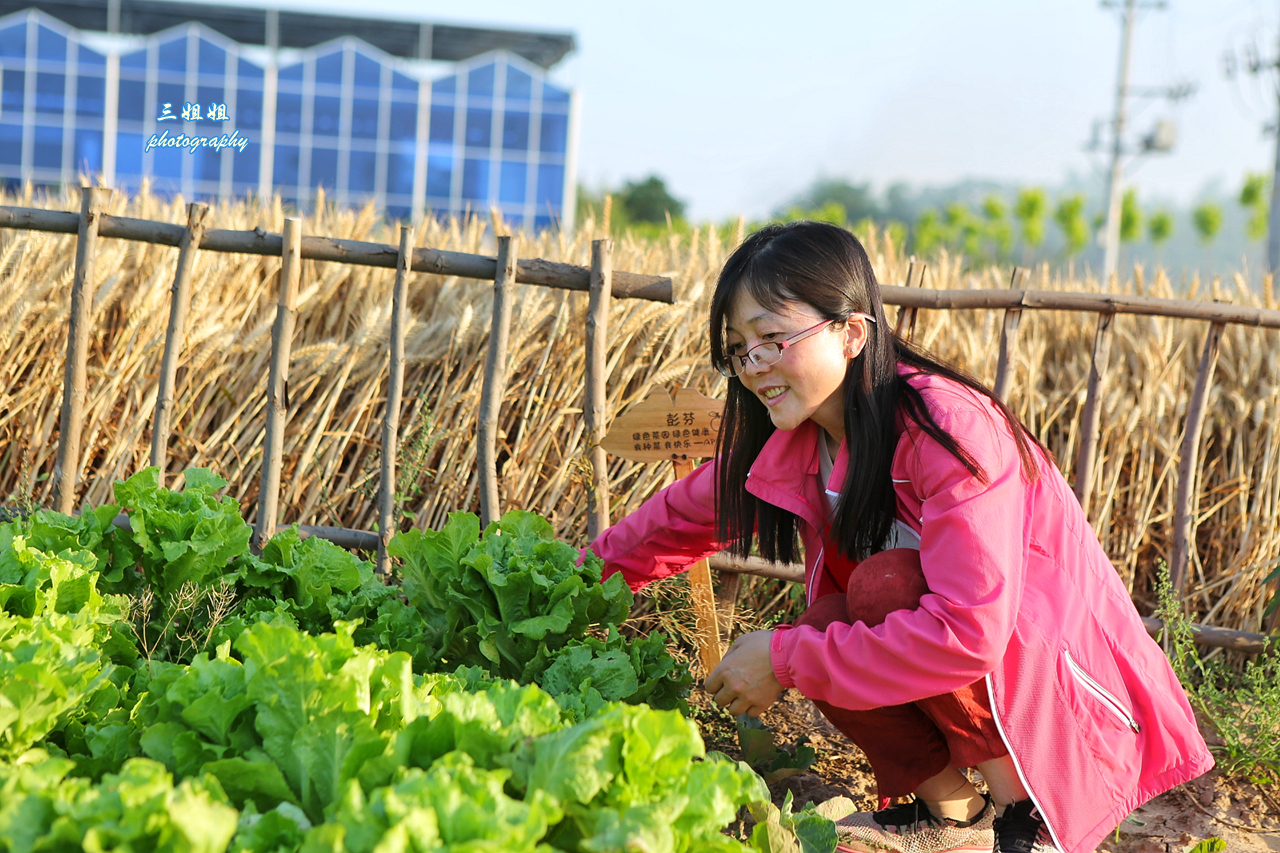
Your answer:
[993,799,1060,853]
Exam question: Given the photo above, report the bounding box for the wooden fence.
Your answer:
[2,191,1279,654]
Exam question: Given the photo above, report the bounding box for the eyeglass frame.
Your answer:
[716,312,877,378]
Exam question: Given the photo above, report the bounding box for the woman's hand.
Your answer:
[704,629,784,717]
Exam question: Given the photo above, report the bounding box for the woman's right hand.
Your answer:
[704,629,783,717]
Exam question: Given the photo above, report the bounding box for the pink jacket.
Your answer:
[587,370,1212,853]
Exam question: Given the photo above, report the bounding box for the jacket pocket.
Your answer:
[1063,648,1141,734]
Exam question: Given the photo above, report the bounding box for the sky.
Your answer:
[225,0,1280,222]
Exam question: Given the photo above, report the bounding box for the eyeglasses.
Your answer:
[716,313,878,378]
[716,313,877,378]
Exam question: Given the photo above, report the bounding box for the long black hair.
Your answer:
[708,221,1050,564]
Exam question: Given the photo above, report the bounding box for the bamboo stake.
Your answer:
[377,225,413,577]
[53,187,110,514]
[992,267,1026,401]
[585,239,612,541]
[150,202,209,485]
[478,236,516,528]
[674,458,722,672]
[255,218,302,550]
[1170,322,1226,595]
[715,572,743,637]
[1073,312,1115,516]
[894,262,921,339]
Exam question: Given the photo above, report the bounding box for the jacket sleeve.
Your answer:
[584,458,727,592]
[770,401,1031,710]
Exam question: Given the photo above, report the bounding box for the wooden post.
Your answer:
[255,217,302,549]
[150,202,210,484]
[894,261,922,340]
[585,239,612,541]
[1169,322,1225,596]
[1073,312,1114,516]
[992,267,1026,401]
[53,187,110,514]
[478,235,516,528]
[673,457,723,673]
[715,572,743,637]
[377,225,413,577]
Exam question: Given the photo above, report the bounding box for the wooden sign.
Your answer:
[602,386,726,672]
[600,387,723,463]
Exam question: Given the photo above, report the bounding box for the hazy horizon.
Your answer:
[197,0,1280,225]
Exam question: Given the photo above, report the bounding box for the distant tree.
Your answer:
[1148,209,1173,265]
[981,194,1013,259]
[787,178,880,223]
[913,208,947,256]
[945,202,983,257]
[884,220,908,252]
[1148,209,1174,246]
[782,201,847,226]
[1014,188,1047,250]
[1192,202,1223,245]
[1053,195,1089,257]
[1239,172,1269,241]
[1119,189,1142,245]
[619,175,686,224]
[882,182,917,225]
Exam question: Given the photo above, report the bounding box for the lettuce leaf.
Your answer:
[113,467,250,598]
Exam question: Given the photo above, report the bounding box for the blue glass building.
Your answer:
[0,1,578,228]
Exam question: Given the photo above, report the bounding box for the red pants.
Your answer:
[797,548,1007,799]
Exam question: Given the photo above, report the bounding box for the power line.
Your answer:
[1091,0,1197,281]
[1223,4,1280,272]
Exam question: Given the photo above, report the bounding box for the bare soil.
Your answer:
[691,688,1280,852]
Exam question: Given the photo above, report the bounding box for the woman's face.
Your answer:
[723,291,868,440]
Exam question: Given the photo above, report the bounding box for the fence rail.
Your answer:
[2,196,1277,652]
[0,205,674,302]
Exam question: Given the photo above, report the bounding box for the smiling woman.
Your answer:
[584,220,1213,853]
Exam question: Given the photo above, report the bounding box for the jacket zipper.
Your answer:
[807,545,824,606]
[1063,649,1141,733]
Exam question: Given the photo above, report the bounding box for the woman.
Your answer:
[585,221,1211,853]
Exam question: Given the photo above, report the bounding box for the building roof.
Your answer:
[1,0,576,68]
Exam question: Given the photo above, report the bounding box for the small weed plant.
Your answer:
[1155,561,1280,778]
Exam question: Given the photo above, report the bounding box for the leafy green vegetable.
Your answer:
[228,528,369,635]
[113,467,250,598]
[1,473,757,853]
[318,753,561,853]
[749,791,839,853]
[232,621,426,822]
[0,504,119,586]
[512,703,766,852]
[736,714,817,784]
[0,540,124,759]
[0,755,238,853]
[389,510,690,716]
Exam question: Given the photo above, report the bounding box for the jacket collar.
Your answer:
[744,419,848,534]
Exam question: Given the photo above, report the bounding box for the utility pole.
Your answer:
[1092,0,1192,282]
[1101,0,1137,282]
[1227,18,1280,274]
[1270,55,1280,275]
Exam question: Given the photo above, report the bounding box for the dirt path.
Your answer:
[693,689,1280,852]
